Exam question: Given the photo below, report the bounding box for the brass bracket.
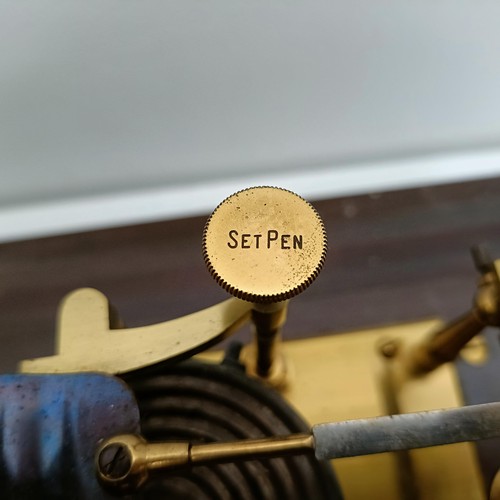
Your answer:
[18,288,252,374]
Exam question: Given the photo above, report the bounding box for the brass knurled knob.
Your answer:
[203,186,327,303]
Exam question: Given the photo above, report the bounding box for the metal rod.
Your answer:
[408,310,484,374]
[251,301,288,378]
[313,402,500,460]
[97,402,500,492]
[190,433,313,465]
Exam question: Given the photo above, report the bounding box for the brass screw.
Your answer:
[379,339,400,359]
[98,443,132,480]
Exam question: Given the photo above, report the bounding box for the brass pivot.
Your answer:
[409,245,500,374]
[203,186,327,385]
[96,433,314,493]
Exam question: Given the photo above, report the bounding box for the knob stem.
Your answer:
[252,301,288,378]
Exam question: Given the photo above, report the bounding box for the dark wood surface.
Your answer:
[1,177,500,373]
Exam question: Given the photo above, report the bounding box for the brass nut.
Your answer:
[203,186,327,303]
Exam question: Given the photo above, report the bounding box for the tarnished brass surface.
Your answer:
[203,186,327,384]
[409,258,500,374]
[97,433,314,493]
[18,288,252,374]
[189,433,314,464]
[97,401,500,493]
[241,301,289,385]
[200,320,486,500]
[97,399,500,493]
[202,186,327,303]
[474,260,500,325]
[18,286,487,497]
[96,434,190,493]
[409,311,484,374]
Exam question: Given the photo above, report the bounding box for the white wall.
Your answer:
[2,2,500,239]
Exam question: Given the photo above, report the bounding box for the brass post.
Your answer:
[407,253,500,375]
[408,310,484,375]
[202,187,327,387]
[251,301,288,378]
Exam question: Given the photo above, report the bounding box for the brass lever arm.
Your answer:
[19,288,252,374]
[95,433,313,493]
[409,256,500,374]
[96,402,500,493]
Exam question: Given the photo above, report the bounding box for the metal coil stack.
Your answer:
[123,349,341,500]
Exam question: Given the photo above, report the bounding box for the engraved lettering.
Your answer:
[227,229,238,249]
[241,233,251,248]
[281,234,290,249]
[227,229,303,250]
[293,234,303,250]
[267,230,278,248]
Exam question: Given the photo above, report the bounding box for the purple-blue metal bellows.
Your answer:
[0,373,140,500]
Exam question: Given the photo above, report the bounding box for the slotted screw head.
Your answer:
[98,443,132,480]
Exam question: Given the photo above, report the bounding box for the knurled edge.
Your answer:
[202,186,328,303]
